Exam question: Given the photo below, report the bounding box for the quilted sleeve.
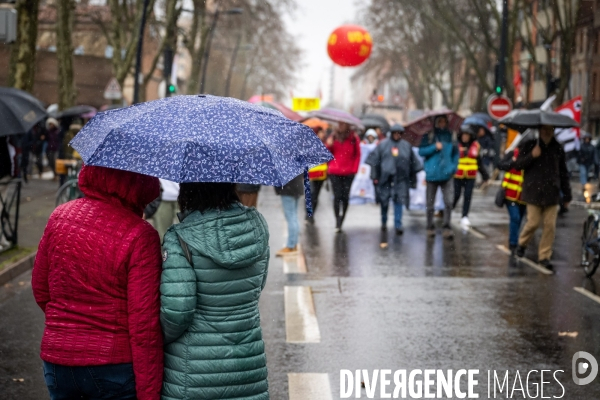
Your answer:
[127,228,164,400]
[160,229,197,344]
[32,214,55,312]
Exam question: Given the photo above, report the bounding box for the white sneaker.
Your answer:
[460,216,471,229]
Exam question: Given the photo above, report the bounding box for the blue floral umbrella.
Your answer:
[70,95,333,215]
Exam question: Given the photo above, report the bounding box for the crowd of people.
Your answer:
[267,114,573,272]
[19,116,84,184]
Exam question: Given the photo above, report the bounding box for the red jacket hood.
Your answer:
[79,165,160,215]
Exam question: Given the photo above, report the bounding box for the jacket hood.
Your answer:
[174,206,269,270]
[79,165,160,215]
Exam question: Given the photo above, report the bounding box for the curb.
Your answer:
[0,251,37,287]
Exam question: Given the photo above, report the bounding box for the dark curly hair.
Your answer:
[178,182,240,213]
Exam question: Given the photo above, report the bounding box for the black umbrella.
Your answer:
[360,113,390,133]
[51,105,96,119]
[499,109,578,132]
[0,87,47,136]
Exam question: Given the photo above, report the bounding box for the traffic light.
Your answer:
[495,85,502,95]
[168,84,176,95]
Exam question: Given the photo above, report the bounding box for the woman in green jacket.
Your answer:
[160,182,270,400]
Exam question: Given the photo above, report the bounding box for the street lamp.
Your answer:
[199,7,243,94]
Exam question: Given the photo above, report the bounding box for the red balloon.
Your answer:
[327,25,373,67]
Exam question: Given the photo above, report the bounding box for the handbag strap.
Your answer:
[176,233,192,264]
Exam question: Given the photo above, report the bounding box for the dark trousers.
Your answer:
[306,179,325,218]
[453,178,475,218]
[426,180,454,229]
[43,361,136,400]
[329,174,355,228]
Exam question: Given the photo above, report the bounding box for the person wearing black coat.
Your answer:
[513,126,572,271]
[578,134,597,186]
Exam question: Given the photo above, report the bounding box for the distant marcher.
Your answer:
[514,126,572,271]
[236,184,261,208]
[154,178,180,241]
[32,166,163,400]
[419,115,459,239]
[476,126,495,171]
[306,126,328,223]
[349,129,379,205]
[367,124,422,234]
[160,182,269,400]
[498,148,526,254]
[453,125,489,229]
[326,122,361,232]
[275,174,304,256]
[578,133,597,187]
[57,122,82,186]
[45,118,60,180]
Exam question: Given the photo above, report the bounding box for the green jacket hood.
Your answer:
[173,205,269,270]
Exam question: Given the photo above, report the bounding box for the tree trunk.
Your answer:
[56,0,76,110]
[185,0,208,94]
[8,0,40,91]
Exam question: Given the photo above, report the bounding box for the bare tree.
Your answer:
[8,0,40,92]
[90,0,157,90]
[56,0,76,109]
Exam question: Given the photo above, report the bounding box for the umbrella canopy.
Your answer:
[499,109,579,132]
[51,105,96,119]
[71,95,332,187]
[360,113,390,132]
[302,118,329,130]
[0,87,47,136]
[254,101,303,122]
[302,108,365,130]
[463,115,492,134]
[403,108,464,146]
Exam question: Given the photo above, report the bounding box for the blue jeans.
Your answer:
[381,200,403,229]
[506,202,527,247]
[281,195,299,248]
[43,361,136,400]
[580,164,592,185]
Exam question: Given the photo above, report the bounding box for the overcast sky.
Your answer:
[283,1,362,104]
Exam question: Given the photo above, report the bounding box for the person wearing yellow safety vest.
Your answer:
[452,125,489,229]
[498,148,526,254]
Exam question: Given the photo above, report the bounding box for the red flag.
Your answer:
[513,71,522,96]
[555,96,582,137]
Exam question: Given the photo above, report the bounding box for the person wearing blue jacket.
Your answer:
[419,115,459,238]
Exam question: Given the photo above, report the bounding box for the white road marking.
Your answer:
[288,373,332,400]
[574,287,600,304]
[496,245,553,275]
[284,286,321,343]
[450,222,486,239]
[283,244,307,274]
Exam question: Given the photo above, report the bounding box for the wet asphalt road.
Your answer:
[0,182,598,399]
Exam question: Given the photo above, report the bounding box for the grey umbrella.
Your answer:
[360,113,390,133]
[499,109,578,131]
[0,87,47,136]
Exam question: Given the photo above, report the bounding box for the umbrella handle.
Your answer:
[304,168,313,217]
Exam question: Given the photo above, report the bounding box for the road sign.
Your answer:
[104,78,122,100]
[487,95,512,120]
[292,97,320,112]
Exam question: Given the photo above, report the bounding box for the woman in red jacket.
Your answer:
[32,165,164,400]
[326,122,361,232]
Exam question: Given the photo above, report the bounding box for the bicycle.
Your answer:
[582,204,600,277]
[55,159,83,207]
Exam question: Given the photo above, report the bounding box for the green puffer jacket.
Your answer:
[160,205,270,400]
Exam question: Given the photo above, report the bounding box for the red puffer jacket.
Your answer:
[326,132,361,176]
[32,165,163,400]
